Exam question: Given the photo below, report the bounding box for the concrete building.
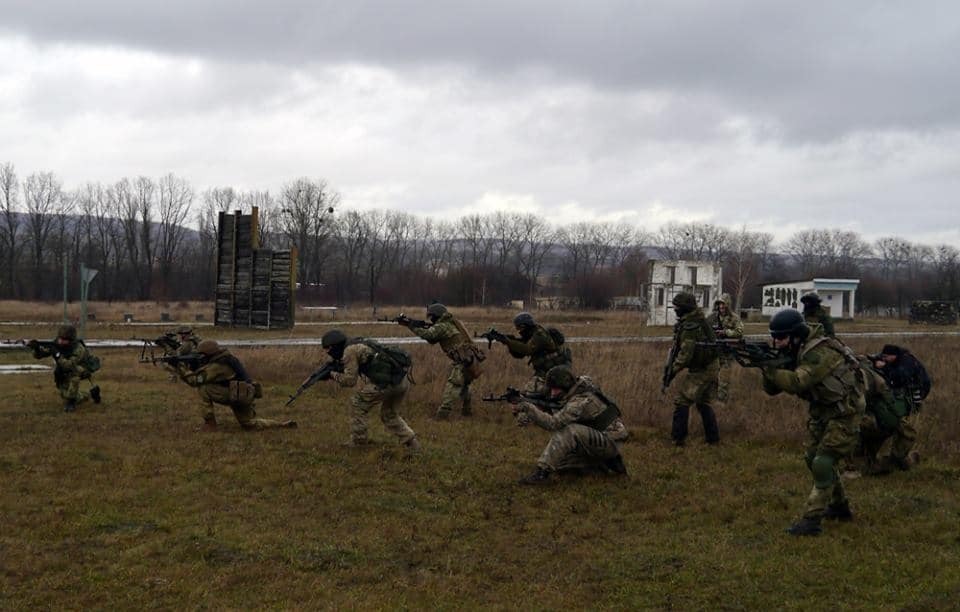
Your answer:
[760,278,860,319]
[646,260,722,326]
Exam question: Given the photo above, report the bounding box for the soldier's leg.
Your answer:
[717,358,732,401]
[460,375,472,417]
[803,415,859,520]
[379,380,417,445]
[59,374,90,411]
[436,364,464,419]
[671,372,697,445]
[349,386,381,444]
[232,402,296,430]
[886,416,918,470]
[538,424,620,473]
[695,366,720,443]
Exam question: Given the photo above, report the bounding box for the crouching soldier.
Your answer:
[28,324,101,412]
[513,366,627,485]
[181,340,296,431]
[321,330,421,452]
[398,303,485,419]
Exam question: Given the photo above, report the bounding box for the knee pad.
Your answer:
[810,454,837,489]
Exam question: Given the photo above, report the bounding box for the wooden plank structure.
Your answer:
[215,207,297,329]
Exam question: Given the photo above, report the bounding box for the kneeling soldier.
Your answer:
[321,330,421,451]
[514,366,627,484]
[28,324,101,412]
[181,340,296,431]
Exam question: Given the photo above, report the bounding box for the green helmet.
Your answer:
[176,326,193,335]
[197,340,221,355]
[769,309,809,339]
[426,303,447,319]
[545,366,576,392]
[56,325,77,341]
[672,292,698,311]
[800,292,821,306]
[321,329,347,348]
[513,312,536,328]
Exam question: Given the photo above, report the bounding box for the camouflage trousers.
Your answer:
[350,378,416,445]
[198,386,289,430]
[57,373,91,404]
[436,363,473,417]
[537,424,620,472]
[803,412,860,519]
[860,412,919,471]
[717,356,734,402]
[671,364,720,444]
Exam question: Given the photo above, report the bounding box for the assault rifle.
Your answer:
[149,352,205,371]
[696,339,793,369]
[134,334,181,363]
[661,340,681,394]
[2,339,59,352]
[388,313,432,329]
[481,387,561,412]
[475,328,508,349]
[286,360,345,407]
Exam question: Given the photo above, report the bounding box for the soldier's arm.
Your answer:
[520,396,586,431]
[29,342,53,359]
[821,313,835,337]
[410,321,453,343]
[672,324,698,372]
[723,316,744,339]
[60,344,88,376]
[764,353,832,395]
[500,335,535,356]
[330,345,366,388]
[196,362,233,385]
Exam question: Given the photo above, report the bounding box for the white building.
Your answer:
[646,260,722,326]
[760,278,860,319]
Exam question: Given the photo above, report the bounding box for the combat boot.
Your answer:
[460,399,472,417]
[823,502,854,522]
[785,518,822,536]
[603,454,628,475]
[63,400,77,413]
[404,437,422,453]
[518,467,551,485]
[90,385,101,404]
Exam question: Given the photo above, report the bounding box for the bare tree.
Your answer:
[156,174,194,298]
[0,163,21,297]
[514,214,555,305]
[23,172,63,298]
[278,178,339,292]
[655,222,730,262]
[725,227,774,310]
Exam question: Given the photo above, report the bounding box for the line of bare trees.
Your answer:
[1,162,958,312]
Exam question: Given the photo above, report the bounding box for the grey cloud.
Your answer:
[3,1,960,139]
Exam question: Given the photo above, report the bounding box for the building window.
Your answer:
[667,266,676,284]
[688,266,698,286]
[656,288,665,306]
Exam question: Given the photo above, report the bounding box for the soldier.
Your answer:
[513,366,627,484]
[28,324,101,412]
[667,292,720,446]
[856,356,915,475]
[801,292,835,338]
[321,330,421,451]
[761,309,866,536]
[486,311,571,395]
[708,293,744,401]
[175,326,201,356]
[398,303,484,419]
[180,340,296,431]
[869,344,930,470]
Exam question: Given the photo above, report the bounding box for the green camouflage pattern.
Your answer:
[804,305,835,337]
[501,325,568,376]
[32,340,93,404]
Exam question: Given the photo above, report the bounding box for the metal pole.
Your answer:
[62,256,68,324]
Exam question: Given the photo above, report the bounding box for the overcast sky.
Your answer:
[2,1,959,245]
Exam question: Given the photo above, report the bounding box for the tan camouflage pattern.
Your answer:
[710,295,744,401]
[410,312,476,416]
[32,340,93,404]
[181,349,289,430]
[331,343,416,444]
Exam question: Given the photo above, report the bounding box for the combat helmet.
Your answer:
[800,292,821,306]
[426,303,447,320]
[769,309,809,340]
[56,325,77,341]
[176,325,193,335]
[672,292,698,313]
[321,329,347,348]
[513,312,536,328]
[197,340,221,355]
[545,366,577,392]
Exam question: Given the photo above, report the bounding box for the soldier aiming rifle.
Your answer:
[286,359,346,407]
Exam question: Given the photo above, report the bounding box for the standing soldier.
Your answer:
[398,303,485,420]
[321,330,421,451]
[181,340,296,431]
[666,293,720,446]
[484,312,571,395]
[28,324,101,412]
[512,366,627,484]
[708,293,744,401]
[801,292,835,338]
[761,309,865,536]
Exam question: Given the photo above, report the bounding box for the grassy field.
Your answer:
[2,305,959,609]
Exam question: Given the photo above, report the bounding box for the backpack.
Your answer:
[78,341,102,375]
[354,339,412,387]
[547,327,565,346]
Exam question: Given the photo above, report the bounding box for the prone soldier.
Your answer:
[708,293,744,401]
[761,309,866,536]
[180,340,296,431]
[28,324,101,412]
[397,303,485,419]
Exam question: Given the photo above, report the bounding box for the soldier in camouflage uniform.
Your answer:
[514,366,627,484]
[399,303,485,419]
[322,330,421,451]
[761,309,866,536]
[863,344,929,472]
[667,293,721,446]
[708,293,744,402]
[486,312,571,396]
[28,325,101,412]
[801,292,835,338]
[180,340,296,431]
[856,355,916,475]
[175,326,201,356]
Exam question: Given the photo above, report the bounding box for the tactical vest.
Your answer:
[351,339,411,387]
[569,378,621,432]
[529,326,571,375]
[797,337,863,409]
[676,313,718,370]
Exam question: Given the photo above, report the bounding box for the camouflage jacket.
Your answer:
[183,349,251,387]
[329,342,407,390]
[708,311,744,339]
[177,335,201,356]
[410,313,471,354]
[521,377,618,432]
[33,340,91,377]
[762,326,865,420]
[672,309,718,373]
[501,325,569,375]
[804,306,835,337]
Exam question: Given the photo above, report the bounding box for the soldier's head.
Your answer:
[880,344,902,364]
[714,293,732,315]
[176,326,193,337]
[768,309,809,350]
[672,292,698,317]
[426,302,447,323]
[56,324,77,347]
[513,311,536,338]
[545,366,576,398]
[800,292,821,314]
[321,329,348,360]
[197,340,221,356]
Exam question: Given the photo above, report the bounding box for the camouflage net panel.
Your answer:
[909,300,959,325]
